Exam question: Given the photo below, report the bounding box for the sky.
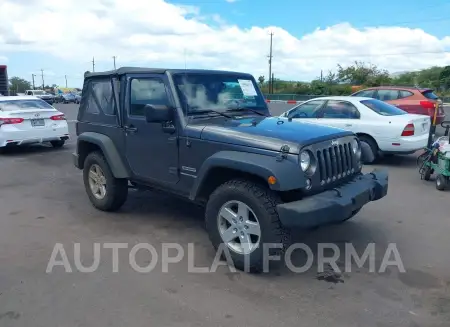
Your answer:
[0,0,449,88]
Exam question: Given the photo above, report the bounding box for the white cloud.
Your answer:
[0,0,449,80]
[225,0,238,3]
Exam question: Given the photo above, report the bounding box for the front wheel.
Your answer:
[83,151,128,211]
[205,179,291,273]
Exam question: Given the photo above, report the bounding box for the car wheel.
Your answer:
[423,166,432,181]
[205,179,291,273]
[436,174,448,191]
[358,135,378,164]
[50,140,65,148]
[83,151,128,211]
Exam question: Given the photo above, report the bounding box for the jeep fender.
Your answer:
[77,132,130,178]
[189,151,305,200]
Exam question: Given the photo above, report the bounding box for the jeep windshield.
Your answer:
[172,73,267,115]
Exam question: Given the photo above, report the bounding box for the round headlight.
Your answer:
[352,139,362,159]
[300,151,311,171]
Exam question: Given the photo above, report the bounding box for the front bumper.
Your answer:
[277,169,388,228]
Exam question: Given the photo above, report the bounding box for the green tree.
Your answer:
[439,66,450,89]
[258,75,265,85]
[337,61,391,86]
[9,77,32,93]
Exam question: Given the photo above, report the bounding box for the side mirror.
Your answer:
[144,104,172,123]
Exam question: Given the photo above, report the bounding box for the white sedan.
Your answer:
[0,96,69,150]
[279,96,430,163]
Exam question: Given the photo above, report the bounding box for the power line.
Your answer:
[291,49,449,59]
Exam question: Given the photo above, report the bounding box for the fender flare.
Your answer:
[77,132,130,178]
[189,151,305,200]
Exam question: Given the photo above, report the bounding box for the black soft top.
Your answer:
[84,67,253,79]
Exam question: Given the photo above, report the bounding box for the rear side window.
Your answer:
[353,89,376,98]
[422,90,439,100]
[80,78,117,125]
[376,89,399,101]
[361,99,406,116]
[398,90,414,99]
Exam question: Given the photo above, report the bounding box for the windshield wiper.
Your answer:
[226,107,269,117]
[188,109,233,118]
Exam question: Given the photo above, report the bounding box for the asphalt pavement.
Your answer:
[0,103,449,327]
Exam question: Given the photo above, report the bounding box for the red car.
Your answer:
[351,86,445,124]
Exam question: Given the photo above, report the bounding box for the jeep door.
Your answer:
[123,74,179,184]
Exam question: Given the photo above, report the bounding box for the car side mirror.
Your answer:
[144,104,172,123]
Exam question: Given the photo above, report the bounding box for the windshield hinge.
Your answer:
[276,144,290,161]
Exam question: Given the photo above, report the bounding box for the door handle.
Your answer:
[125,125,138,133]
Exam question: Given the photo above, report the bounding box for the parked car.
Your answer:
[351,86,445,124]
[0,96,69,150]
[74,92,81,104]
[61,93,77,104]
[25,89,54,105]
[280,96,431,163]
[73,67,389,272]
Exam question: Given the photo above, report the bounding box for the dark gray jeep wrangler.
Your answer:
[73,67,388,272]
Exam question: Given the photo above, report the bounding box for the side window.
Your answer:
[320,100,360,119]
[92,81,115,115]
[27,91,32,95]
[286,100,325,118]
[354,90,375,98]
[375,89,399,101]
[398,90,414,99]
[130,78,169,117]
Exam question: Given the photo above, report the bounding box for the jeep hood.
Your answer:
[198,116,352,154]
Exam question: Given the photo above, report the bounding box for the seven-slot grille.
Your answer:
[316,142,355,185]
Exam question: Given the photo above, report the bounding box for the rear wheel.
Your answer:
[205,179,290,273]
[423,166,432,181]
[50,140,65,148]
[436,174,448,191]
[83,151,128,211]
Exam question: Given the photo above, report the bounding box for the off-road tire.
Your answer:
[50,140,65,148]
[423,166,432,181]
[436,174,448,191]
[359,135,378,164]
[205,179,291,273]
[83,151,128,211]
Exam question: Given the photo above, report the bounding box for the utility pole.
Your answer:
[267,32,274,94]
[40,69,45,89]
[320,70,323,82]
[112,56,117,69]
[31,74,36,89]
[92,57,95,72]
[65,75,68,88]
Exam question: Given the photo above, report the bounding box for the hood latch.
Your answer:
[276,144,290,161]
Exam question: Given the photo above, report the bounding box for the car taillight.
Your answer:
[0,117,24,126]
[50,114,66,120]
[420,100,436,116]
[401,123,415,136]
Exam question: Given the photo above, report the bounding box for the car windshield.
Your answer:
[0,99,54,111]
[360,99,407,116]
[172,73,266,114]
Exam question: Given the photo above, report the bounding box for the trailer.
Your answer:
[0,65,8,96]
